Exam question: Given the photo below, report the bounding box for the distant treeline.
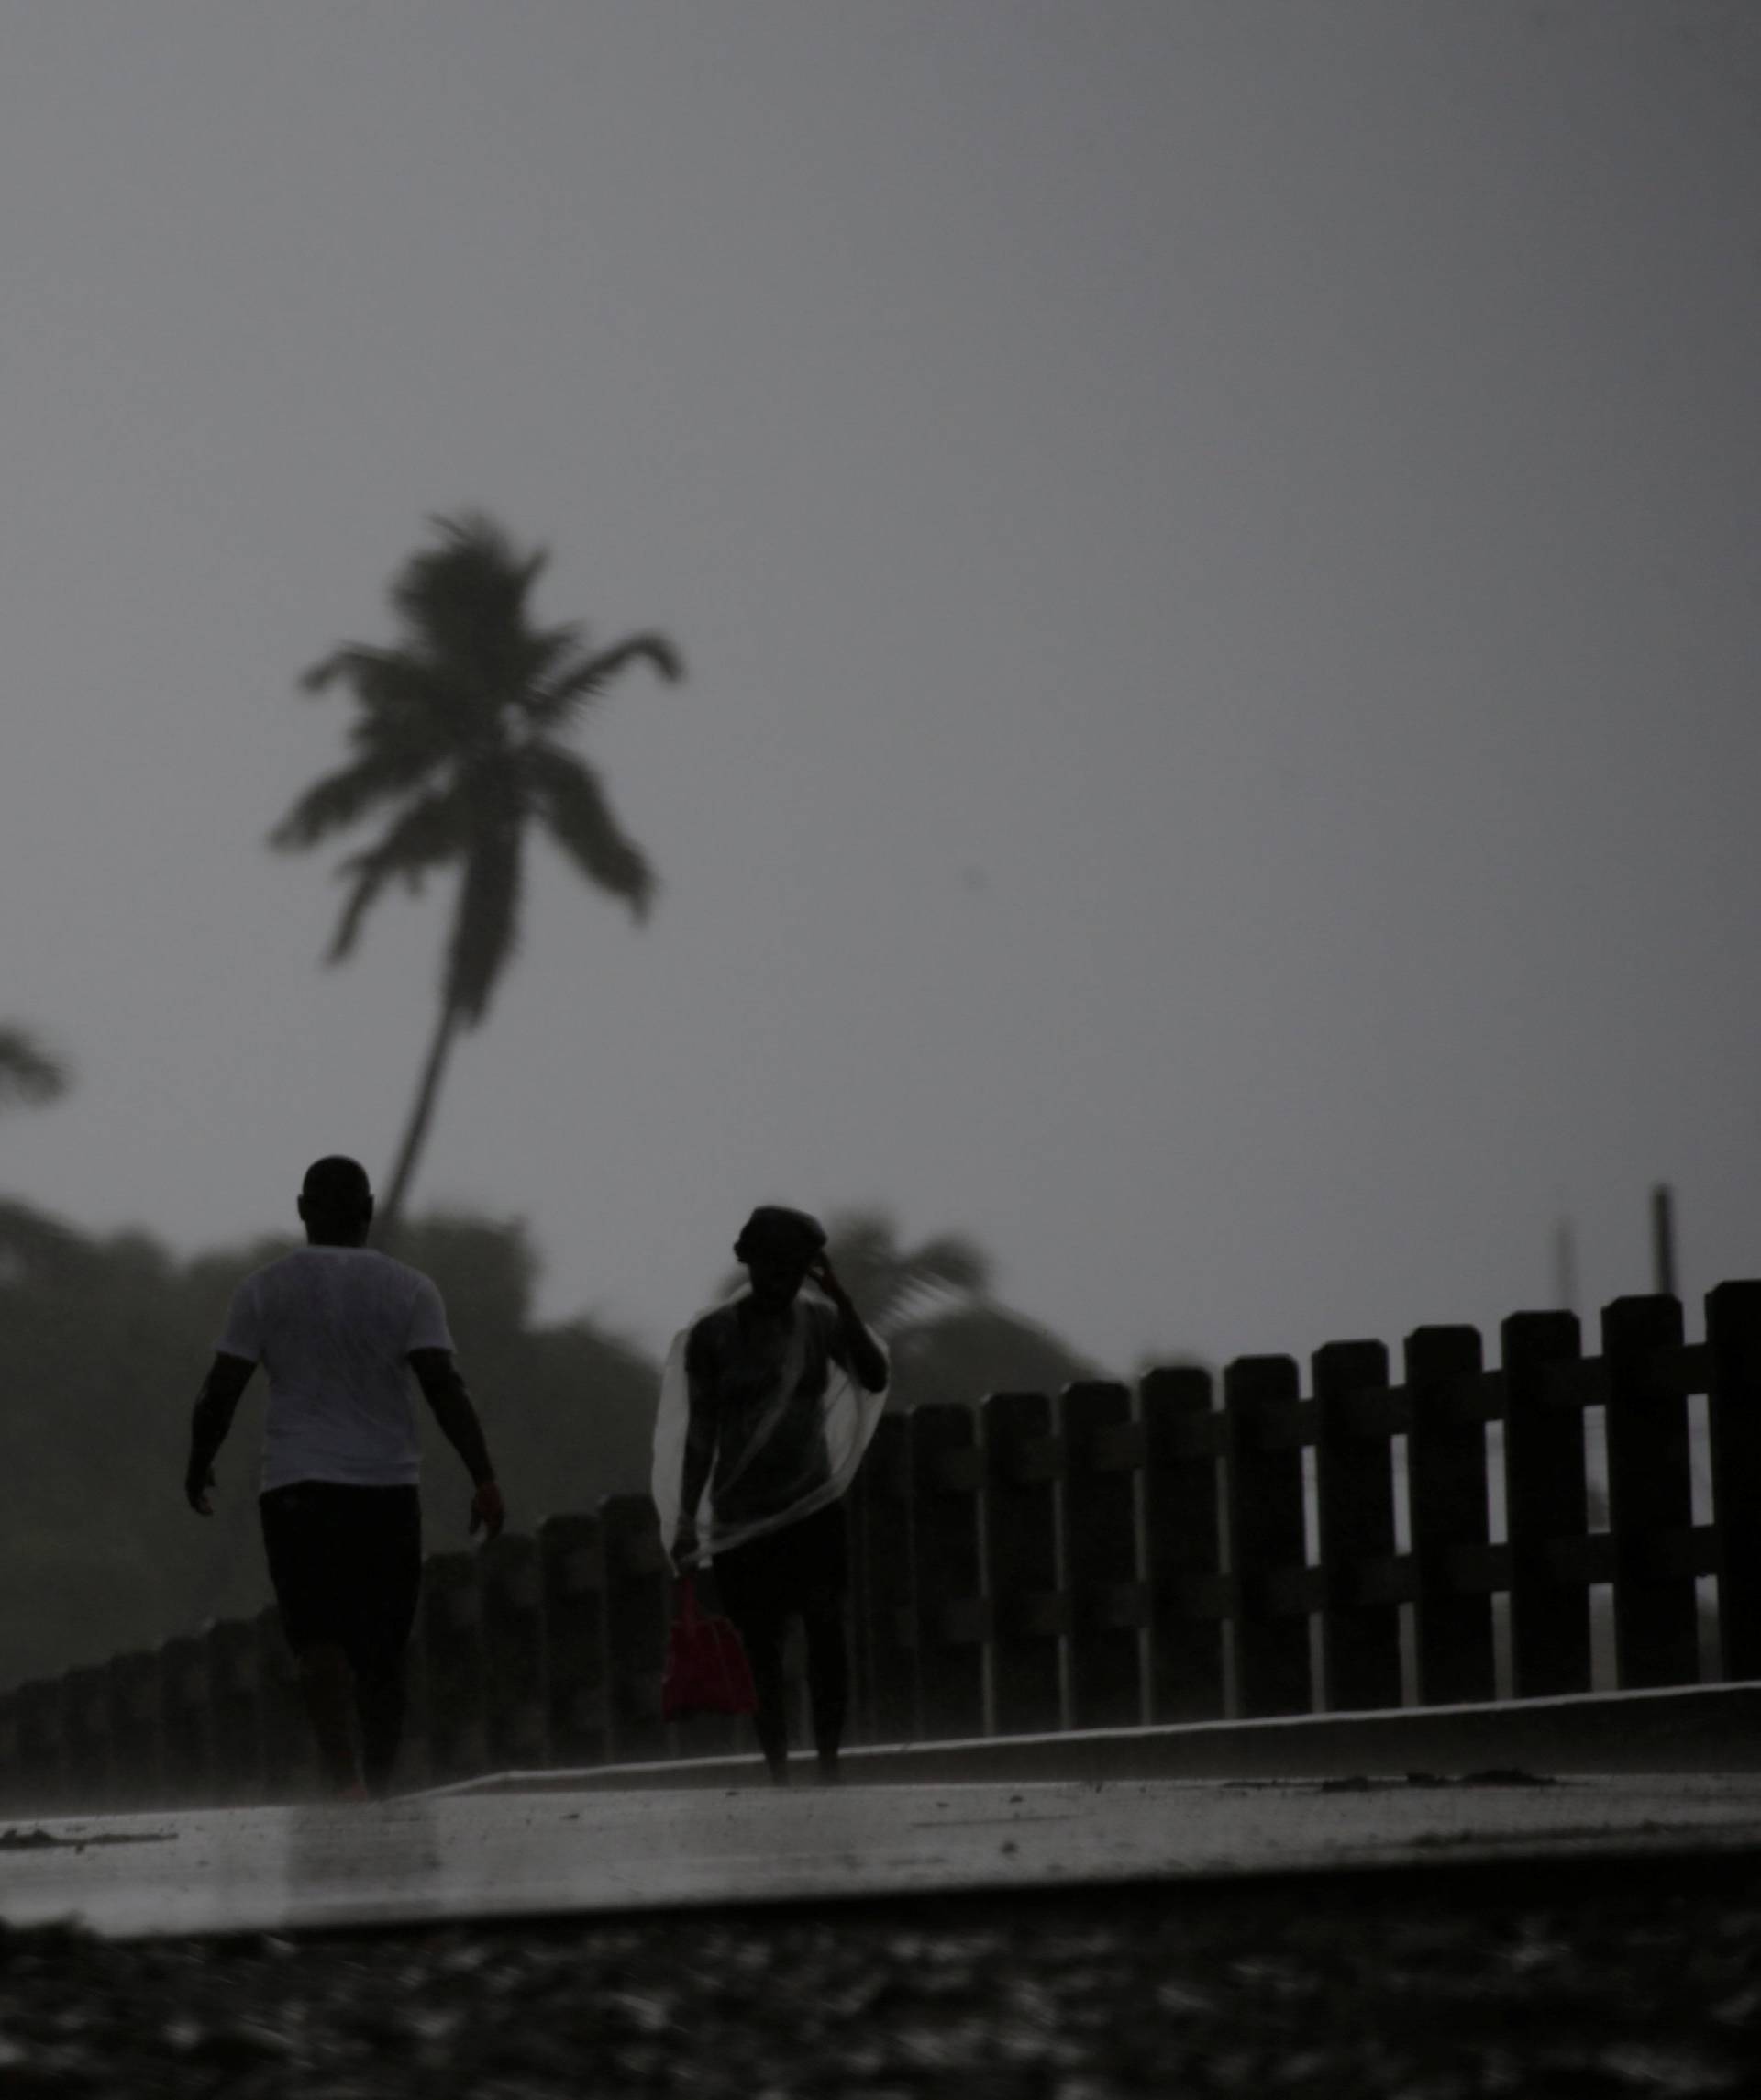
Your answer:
[0,1201,1102,1690]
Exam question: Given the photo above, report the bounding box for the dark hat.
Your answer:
[734,1205,826,1264]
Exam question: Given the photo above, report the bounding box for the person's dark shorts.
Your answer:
[259,1481,422,1667]
[712,1498,848,1630]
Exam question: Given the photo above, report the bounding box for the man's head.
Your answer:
[734,1205,826,1310]
[298,1156,374,1246]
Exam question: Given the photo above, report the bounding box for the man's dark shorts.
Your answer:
[259,1482,422,1668]
[712,1498,848,1631]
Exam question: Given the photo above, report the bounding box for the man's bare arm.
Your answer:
[186,1352,256,1513]
[409,1347,504,1538]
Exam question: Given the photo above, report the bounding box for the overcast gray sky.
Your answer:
[2,2,1757,1378]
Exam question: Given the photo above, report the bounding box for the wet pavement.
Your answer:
[3,1772,1761,1939]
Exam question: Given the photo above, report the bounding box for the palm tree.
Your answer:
[269,512,682,1229]
[0,1023,76,1283]
[0,1025,70,1113]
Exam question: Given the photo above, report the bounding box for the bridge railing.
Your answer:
[4,1281,1757,1810]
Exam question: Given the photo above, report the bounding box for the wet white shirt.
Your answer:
[216,1247,453,1493]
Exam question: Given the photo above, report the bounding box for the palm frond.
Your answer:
[589,631,685,686]
[325,790,471,962]
[302,644,440,706]
[824,1210,992,1333]
[301,644,491,768]
[527,630,684,731]
[0,1027,72,1110]
[526,745,657,920]
[443,818,526,1026]
[514,623,587,689]
[326,857,398,966]
[897,1231,991,1299]
[267,745,442,852]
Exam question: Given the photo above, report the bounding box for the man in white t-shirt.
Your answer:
[184,1155,504,1798]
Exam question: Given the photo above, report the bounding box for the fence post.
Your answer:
[422,1551,489,1783]
[157,1635,214,1806]
[1312,1339,1401,1712]
[1707,1281,1761,1680]
[398,1608,434,1794]
[981,1391,1063,1736]
[1406,1325,1495,1706]
[538,1511,609,1768]
[1224,1355,1311,1717]
[1140,1366,1226,1723]
[482,1533,548,1774]
[253,1607,317,1803]
[600,1494,670,1765]
[850,1414,916,1744]
[908,1405,985,1740]
[205,1618,264,1805]
[62,1665,114,1812]
[15,1677,69,1814]
[1602,1294,1699,1688]
[0,1694,19,1816]
[105,1650,165,1810]
[1059,1381,1142,1729]
[841,1454,874,1749]
[1502,1309,1590,1698]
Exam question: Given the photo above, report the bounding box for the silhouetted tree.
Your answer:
[0,1024,76,1285]
[0,1205,660,1685]
[0,1024,69,1112]
[270,513,683,1228]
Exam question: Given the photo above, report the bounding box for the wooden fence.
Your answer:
[5,1281,1760,1811]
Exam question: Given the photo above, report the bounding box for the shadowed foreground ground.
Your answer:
[4,1859,1760,2096]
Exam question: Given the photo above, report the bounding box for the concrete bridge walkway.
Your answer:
[3,1767,1760,1940]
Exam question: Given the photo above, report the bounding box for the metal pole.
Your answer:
[1651,1183,1678,1298]
[1553,1219,1578,1315]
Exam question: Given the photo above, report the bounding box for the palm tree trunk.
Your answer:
[378,998,461,1238]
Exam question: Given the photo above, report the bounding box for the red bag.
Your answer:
[661,1575,758,1720]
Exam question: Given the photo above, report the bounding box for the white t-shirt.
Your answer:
[216,1247,454,1493]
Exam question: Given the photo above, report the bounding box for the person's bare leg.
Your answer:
[353,1650,406,1798]
[803,1602,849,1783]
[297,1642,362,1794]
[731,1613,790,1781]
